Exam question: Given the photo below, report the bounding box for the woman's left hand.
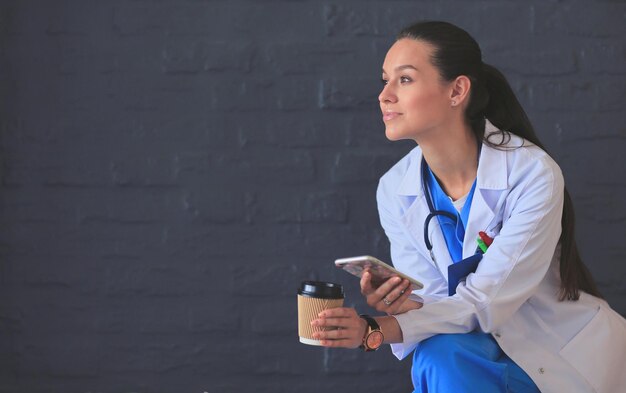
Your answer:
[361,271,423,315]
[310,307,367,348]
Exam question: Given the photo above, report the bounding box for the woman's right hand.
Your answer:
[360,270,423,315]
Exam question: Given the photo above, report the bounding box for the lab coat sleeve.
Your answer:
[390,153,565,360]
[376,179,449,303]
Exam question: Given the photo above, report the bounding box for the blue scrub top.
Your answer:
[425,167,477,263]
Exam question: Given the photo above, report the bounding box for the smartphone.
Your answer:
[334,255,424,291]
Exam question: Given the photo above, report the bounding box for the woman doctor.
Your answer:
[310,21,626,393]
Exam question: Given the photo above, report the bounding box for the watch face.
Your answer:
[366,331,384,349]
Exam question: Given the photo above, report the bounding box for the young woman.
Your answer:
[311,21,626,393]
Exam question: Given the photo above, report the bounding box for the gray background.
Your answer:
[0,1,624,392]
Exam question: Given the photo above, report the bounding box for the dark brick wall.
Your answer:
[0,1,624,392]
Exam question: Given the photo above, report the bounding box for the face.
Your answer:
[379,39,454,141]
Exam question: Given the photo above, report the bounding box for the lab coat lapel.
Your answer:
[462,139,509,259]
[397,149,454,281]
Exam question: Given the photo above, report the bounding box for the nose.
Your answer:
[378,83,397,104]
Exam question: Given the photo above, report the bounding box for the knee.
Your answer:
[412,333,508,393]
[413,332,499,373]
[412,334,466,390]
[413,334,466,371]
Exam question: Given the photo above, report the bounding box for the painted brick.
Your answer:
[1,1,625,391]
[113,3,324,38]
[577,38,626,74]
[95,36,164,75]
[250,190,349,224]
[262,41,357,75]
[162,39,255,74]
[249,298,297,335]
[324,4,379,37]
[223,148,316,185]
[211,78,319,112]
[181,189,252,224]
[319,77,380,110]
[551,112,626,145]
[443,2,532,39]
[331,151,400,184]
[17,334,102,378]
[234,261,317,297]
[533,3,626,38]
[76,189,178,224]
[483,38,578,76]
[100,262,218,299]
[239,112,351,148]
[531,78,624,111]
[374,3,444,38]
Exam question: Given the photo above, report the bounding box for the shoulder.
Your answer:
[501,134,564,188]
[485,133,565,209]
[483,120,563,185]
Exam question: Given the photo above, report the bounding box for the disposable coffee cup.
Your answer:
[297,281,344,346]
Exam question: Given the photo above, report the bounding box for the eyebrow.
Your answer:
[382,64,418,74]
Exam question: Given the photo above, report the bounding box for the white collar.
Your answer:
[396,120,509,196]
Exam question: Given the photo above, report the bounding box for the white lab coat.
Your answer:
[376,121,626,393]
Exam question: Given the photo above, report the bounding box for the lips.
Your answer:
[383,111,401,121]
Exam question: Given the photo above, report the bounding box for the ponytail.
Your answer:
[479,63,602,301]
[397,20,603,301]
[559,191,603,300]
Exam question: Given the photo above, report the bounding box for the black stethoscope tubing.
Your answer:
[422,159,458,263]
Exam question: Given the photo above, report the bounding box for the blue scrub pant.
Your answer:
[411,331,540,393]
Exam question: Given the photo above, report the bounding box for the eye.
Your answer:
[400,76,412,84]
[381,78,388,86]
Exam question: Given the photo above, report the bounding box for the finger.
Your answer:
[365,275,402,304]
[367,277,402,309]
[318,338,358,348]
[374,276,403,299]
[374,280,410,313]
[360,271,375,295]
[398,282,413,302]
[313,317,359,329]
[318,307,356,319]
[312,329,354,341]
[386,284,414,314]
[314,326,356,340]
[386,279,412,304]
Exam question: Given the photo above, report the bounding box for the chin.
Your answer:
[385,127,399,141]
[385,127,411,142]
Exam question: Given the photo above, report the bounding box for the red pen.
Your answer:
[479,231,494,247]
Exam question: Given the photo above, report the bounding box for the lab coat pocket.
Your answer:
[559,306,626,392]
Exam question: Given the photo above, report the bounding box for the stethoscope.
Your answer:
[421,158,459,263]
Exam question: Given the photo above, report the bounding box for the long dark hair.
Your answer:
[397,21,601,301]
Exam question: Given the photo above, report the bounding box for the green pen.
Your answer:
[476,238,488,253]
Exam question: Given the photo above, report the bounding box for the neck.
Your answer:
[419,122,479,200]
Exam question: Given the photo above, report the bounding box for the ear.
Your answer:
[449,75,471,107]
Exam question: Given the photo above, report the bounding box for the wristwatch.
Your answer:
[359,314,384,352]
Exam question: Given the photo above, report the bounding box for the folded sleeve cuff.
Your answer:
[390,342,417,360]
[390,313,420,360]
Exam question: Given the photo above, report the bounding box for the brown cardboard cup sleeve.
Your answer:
[297,281,344,346]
